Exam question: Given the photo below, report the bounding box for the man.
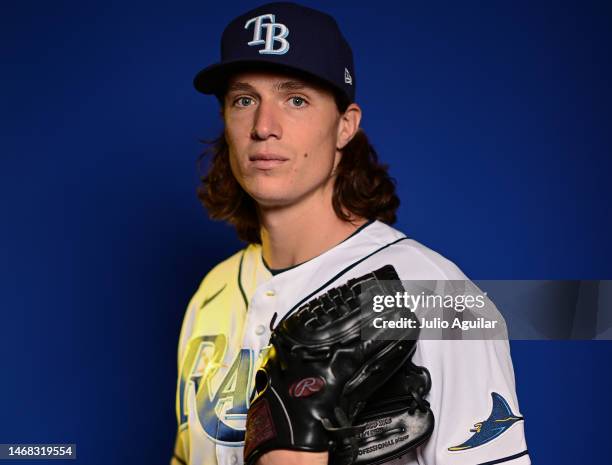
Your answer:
[173,3,529,465]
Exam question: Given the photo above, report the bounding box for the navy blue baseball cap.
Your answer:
[193,2,356,104]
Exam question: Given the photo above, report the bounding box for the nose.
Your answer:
[251,99,282,141]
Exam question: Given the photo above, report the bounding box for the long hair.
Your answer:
[196,101,399,244]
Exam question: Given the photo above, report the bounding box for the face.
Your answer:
[222,70,358,210]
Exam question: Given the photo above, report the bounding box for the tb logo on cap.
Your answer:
[245,14,290,55]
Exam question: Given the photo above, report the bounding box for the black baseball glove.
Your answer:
[244,265,433,465]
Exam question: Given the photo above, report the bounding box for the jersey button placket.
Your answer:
[255,288,276,336]
[255,325,266,335]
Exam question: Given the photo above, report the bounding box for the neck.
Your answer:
[259,195,367,269]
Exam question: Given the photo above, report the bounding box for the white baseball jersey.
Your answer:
[172,221,530,465]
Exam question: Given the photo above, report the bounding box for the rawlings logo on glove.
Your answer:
[289,377,326,398]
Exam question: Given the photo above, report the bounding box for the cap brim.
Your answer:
[193,59,345,101]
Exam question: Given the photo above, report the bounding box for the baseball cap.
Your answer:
[193,2,356,104]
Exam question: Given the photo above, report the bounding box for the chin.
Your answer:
[242,181,296,207]
[249,193,294,209]
[249,189,301,209]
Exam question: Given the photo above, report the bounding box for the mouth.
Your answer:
[248,153,289,169]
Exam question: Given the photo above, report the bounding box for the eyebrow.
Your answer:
[226,80,309,94]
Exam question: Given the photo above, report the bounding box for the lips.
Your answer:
[249,153,289,162]
[248,153,289,170]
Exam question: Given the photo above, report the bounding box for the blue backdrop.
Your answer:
[2,0,610,463]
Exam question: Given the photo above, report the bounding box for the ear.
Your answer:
[336,103,362,150]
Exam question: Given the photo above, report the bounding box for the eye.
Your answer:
[289,96,308,108]
[234,96,254,107]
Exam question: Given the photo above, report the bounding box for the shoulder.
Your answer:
[192,243,262,303]
[176,244,262,359]
[351,221,467,281]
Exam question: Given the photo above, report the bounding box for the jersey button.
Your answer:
[231,454,238,465]
[265,290,276,297]
[255,325,266,335]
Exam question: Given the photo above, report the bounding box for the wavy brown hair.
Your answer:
[196,101,399,244]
